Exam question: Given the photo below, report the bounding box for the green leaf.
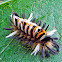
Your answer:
[0,0,62,62]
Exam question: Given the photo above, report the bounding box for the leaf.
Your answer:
[0,0,62,62]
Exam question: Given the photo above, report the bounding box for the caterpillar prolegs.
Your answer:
[3,12,59,58]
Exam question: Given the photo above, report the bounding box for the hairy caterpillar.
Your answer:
[3,12,59,58]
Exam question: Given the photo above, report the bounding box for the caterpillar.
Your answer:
[3,12,59,58]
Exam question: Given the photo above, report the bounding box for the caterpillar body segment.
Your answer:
[4,12,59,58]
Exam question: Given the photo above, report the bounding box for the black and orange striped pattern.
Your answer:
[14,15,46,41]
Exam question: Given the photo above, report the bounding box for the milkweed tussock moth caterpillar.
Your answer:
[3,12,59,58]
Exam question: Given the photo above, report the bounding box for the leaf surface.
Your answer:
[0,0,62,62]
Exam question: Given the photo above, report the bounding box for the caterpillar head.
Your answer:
[40,29,59,58]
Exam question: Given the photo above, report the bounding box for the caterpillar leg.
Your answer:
[24,41,30,45]
[36,20,42,26]
[6,31,17,38]
[38,21,41,26]
[3,27,13,30]
[45,50,50,57]
[45,25,49,31]
[32,18,36,22]
[17,36,24,40]
[31,43,40,56]
[45,45,58,54]
[52,41,59,52]
[42,23,46,29]
[36,20,40,24]
[13,34,20,39]
[28,13,33,21]
[47,29,57,36]
[41,47,45,58]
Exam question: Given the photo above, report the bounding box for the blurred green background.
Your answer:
[0,0,9,4]
[0,0,62,62]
